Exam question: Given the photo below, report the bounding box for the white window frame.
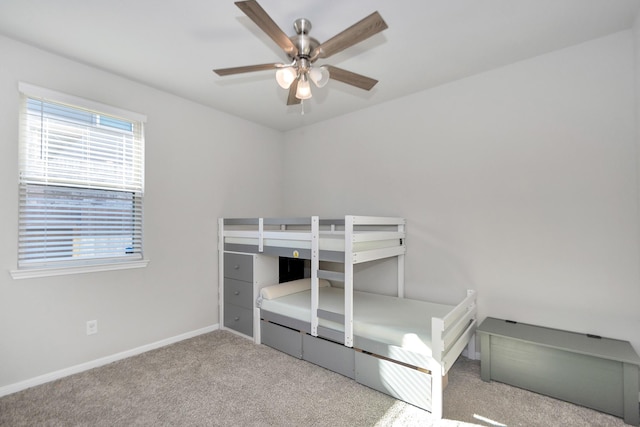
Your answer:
[11,83,149,279]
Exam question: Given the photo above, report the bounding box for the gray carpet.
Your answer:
[0,330,634,426]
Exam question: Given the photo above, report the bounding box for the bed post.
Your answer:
[310,216,319,337]
[218,218,225,335]
[258,217,264,252]
[431,371,444,419]
[397,220,405,298]
[431,315,445,418]
[465,289,477,359]
[344,215,354,347]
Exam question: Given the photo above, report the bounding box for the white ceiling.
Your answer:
[1,0,638,131]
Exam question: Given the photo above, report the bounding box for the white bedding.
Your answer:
[259,278,330,300]
[225,233,401,253]
[259,285,454,357]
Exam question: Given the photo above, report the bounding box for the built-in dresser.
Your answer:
[220,252,278,338]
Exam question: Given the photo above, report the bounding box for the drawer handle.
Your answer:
[234,291,240,295]
[234,317,240,321]
[233,265,240,270]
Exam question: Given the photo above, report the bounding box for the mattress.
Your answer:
[225,232,401,253]
[259,286,454,357]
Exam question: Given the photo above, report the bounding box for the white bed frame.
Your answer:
[219,215,477,419]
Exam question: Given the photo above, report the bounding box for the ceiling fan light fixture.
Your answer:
[213,2,388,107]
[295,73,312,100]
[309,66,330,88]
[275,66,297,89]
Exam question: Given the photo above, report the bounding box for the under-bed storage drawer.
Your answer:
[261,320,303,359]
[303,334,355,379]
[355,351,433,412]
[261,321,355,378]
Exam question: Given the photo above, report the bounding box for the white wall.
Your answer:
[636,12,640,244]
[1,24,639,394]
[283,31,640,354]
[0,35,283,389]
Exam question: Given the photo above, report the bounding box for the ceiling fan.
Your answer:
[213,0,388,105]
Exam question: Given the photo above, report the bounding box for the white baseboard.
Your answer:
[0,323,219,398]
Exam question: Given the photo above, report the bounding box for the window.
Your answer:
[14,83,146,277]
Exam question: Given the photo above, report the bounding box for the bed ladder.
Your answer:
[310,215,406,349]
[310,215,356,347]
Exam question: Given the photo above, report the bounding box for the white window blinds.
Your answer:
[18,83,146,270]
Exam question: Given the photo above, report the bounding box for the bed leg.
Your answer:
[431,371,444,419]
[466,332,476,360]
[253,307,261,345]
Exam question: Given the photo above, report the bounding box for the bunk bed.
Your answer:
[218,216,477,419]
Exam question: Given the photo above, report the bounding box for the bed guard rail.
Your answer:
[431,289,477,375]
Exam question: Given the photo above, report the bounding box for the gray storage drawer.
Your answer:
[224,304,253,336]
[224,252,253,282]
[224,278,253,309]
[303,334,354,379]
[355,350,432,411]
[261,320,302,359]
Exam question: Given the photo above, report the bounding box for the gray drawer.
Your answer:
[224,252,253,282]
[303,334,354,379]
[224,304,253,337]
[261,320,303,359]
[355,351,432,411]
[224,278,253,309]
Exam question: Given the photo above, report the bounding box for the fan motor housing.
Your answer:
[289,34,319,59]
[290,18,319,59]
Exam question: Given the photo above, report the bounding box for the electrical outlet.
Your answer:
[86,320,98,335]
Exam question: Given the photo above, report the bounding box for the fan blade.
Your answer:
[287,79,302,105]
[235,0,298,57]
[213,63,280,76]
[311,11,387,60]
[326,66,378,91]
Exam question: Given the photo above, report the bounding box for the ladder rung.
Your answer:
[318,270,345,282]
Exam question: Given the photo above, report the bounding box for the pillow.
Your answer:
[260,278,330,300]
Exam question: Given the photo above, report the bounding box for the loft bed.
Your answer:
[218,216,477,419]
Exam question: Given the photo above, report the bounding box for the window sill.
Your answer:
[10,259,150,280]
